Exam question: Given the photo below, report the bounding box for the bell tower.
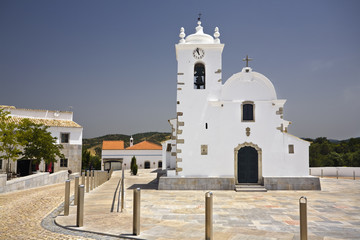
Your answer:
[175,19,224,175]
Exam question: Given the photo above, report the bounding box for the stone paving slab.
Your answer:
[55,170,360,240]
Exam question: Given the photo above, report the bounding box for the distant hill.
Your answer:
[83,132,171,154]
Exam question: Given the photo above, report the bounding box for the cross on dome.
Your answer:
[243,55,253,67]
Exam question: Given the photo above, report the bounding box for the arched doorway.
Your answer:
[234,143,262,184]
[237,147,258,183]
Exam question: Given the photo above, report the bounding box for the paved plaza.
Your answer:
[53,170,360,240]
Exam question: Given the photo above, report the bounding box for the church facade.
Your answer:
[159,20,320,190]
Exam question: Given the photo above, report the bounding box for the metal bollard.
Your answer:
[86,170,90,193]
[121,167,125,211]
[299,196,308,240]
[205,191,213,240]
[321,169,323,178]
[77,185,85,227]
[64,180,70,216]
[133,188,141,235]
[74,176,79,206]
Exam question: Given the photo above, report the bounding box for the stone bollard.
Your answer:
[64,180,70,216]
[133,188,141,235]
[299,196,308,240]
[309,169,311,175]
[321,169,323,178]
[90,170,93,191]
[337,170,339,179]
[77,185,85,227]
[205,191,213,240]
[354,171,356,180]
[93,170,96,188]
[94,171,98,188]
[74,176,79,206]
[121,167,125,212]
[86,170,90,193]
[81,171,85,185]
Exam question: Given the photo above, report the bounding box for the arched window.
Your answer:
[194,63,205,89]
[144,161,151,169]
[242,101,254,121]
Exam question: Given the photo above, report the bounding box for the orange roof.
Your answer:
[126,141,162,150]
[102,141,124,150]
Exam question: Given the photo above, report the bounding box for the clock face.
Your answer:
[193,48,205,59]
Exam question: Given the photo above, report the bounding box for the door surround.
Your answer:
[234,142,262,184]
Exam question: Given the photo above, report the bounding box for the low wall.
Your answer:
[310,167,360,177]
[0,170,69,193]
[264,176,321,190]
[158,176,235,190]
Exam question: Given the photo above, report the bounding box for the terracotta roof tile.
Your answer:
[126,141,162,150]
[102,141,125,150]
[7,116,82,128]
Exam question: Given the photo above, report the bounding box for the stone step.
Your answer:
[235,184,267,192]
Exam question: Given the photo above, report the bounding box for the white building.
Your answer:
[101,138,163,171]
[159,20,320,190]
[0,105,83,176]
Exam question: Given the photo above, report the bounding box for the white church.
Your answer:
[159,19,320,191]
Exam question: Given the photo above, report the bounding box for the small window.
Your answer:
[289,145,294,154]
[205,123,208,129]
[61,133,70,143]
[194,63,205,89]
[158,161,162,168]
[0,159,2,169]
[60,158,68,167]
[144,161,151,169]
[242,102,254,121]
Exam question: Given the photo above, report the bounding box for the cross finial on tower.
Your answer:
[198,13,202,21]
[243,55,253,67]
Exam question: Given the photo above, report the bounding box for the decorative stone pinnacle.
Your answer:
[179,27,185,43]
[214,27,220,39]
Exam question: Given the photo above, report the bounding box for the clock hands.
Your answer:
[196,48,200,55]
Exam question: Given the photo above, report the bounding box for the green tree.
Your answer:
[82,148,91,170]
[17,119,64,167]
[0,109,22,173]
[327,152,344,166]
[130,156,138,175]
[82,148,101,170]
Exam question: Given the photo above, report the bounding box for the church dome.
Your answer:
[183,21,216,44]
[221,67,277,101]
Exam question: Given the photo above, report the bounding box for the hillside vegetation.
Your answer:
[305,137,360,167]
[83,132,171,155]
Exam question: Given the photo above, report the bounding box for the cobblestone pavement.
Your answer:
[0,181,94,240]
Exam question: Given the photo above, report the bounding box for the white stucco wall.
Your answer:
[102,149,163,170]
[49,127,83,145]
[173,26,310,180]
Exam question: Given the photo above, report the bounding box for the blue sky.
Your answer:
[1,0,359,139]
